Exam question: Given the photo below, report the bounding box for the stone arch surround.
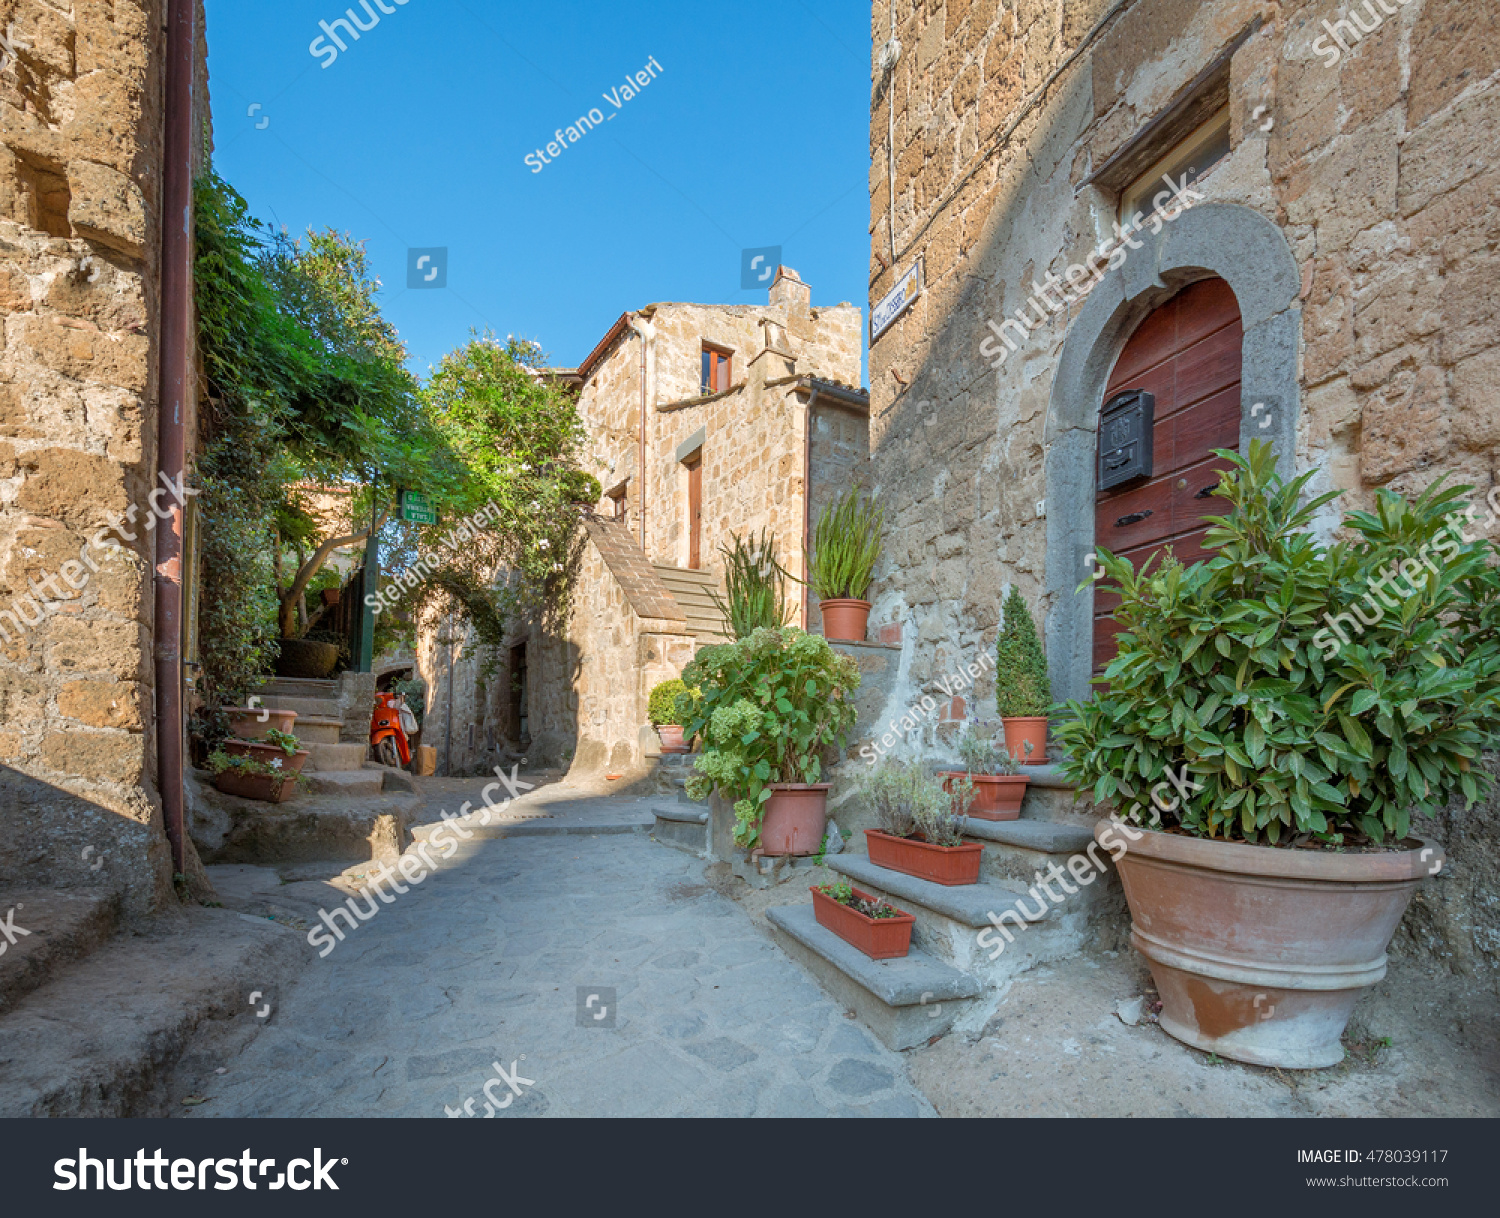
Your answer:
[1042,203,1303,704]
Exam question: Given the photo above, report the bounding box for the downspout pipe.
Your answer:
[628,315,656,550]
[157,0,196,875]
[802,385,817,630]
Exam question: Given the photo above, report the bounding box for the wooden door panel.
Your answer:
[1093,277,1243,673]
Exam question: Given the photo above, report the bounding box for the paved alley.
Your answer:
[182,779,932,1118]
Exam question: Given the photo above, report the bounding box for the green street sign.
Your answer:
[399,490,438,525]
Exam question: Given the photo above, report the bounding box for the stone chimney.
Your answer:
[769,265,811,310]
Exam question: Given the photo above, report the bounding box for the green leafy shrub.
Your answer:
[648,678,698,726]
[711,530,795,638]
[995,588,1051,717]
[809,486,883,601]
[205,748,309,789]
[261,728,301,755]
[1054,440,1500,847]
[682,628,860,848]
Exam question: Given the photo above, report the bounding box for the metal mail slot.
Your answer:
[1098,390,1155,491]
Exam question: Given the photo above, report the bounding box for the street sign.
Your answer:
[398,490,438,525]
[870,257,922,342]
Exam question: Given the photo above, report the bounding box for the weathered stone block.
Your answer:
[58,679,144,731]
[13,445,129,523]
[41,729,144,785]
[45,617,148,680]
[67,160,148,259]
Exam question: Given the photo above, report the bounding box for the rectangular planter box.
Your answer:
[212,770,300,803]
[865,829,983,886]
[810,885,915,959]
[941,771,1028,820]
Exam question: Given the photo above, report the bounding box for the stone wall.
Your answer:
[805,398,873,634]
[0,0,207,917]
[864,0,1500,751]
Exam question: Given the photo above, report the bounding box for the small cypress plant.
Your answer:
[995,587,1051,717]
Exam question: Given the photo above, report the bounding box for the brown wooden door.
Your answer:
[1093,277,1243,672]
[686,454,703,570]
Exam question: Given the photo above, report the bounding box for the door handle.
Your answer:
[1113,509,1153,528]
[1193,485,1218,499]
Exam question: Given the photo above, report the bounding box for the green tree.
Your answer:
[995,587,1051,716]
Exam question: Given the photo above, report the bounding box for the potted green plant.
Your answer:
[939,719,1032,819]
[682,627,860,856]
[863,759,984,885]
[648,678,698,754]
[710,530,795,638]
[808,486,883,642]
[1056,441,1499,1069]
[996,587,1051,763]
[810,880,915,958]
[226,704,298,740]
[207,735,310,803]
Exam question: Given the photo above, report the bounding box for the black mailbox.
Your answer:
[1098,390,1155,491]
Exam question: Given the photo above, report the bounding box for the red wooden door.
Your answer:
[686,455,703,570]
[1093,278,1243,671]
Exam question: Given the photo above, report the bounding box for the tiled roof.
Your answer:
[581,516,687,624]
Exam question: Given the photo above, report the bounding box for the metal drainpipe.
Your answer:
[156,0,196,875]
[802,385,817,630]
[629,316,656,550]
[443,612,455,775]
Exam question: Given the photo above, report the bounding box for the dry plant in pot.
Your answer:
[939,720,1031,819]
[1056,441,1500,1069]
[863,760,984,885]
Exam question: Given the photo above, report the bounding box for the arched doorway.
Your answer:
[1092,277,1243,671]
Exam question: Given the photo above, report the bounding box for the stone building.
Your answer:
[857,0,1499,975]
[1,1,208,918]
[415,268,870,777]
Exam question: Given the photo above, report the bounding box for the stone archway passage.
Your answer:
[1092,277,1243,672]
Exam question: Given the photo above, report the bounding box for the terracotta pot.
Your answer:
[940,771,1029,820]
[212,769,300,803]
[225,707,298,741]
[1001,716,1049,764]
[811,884,915,959]
[757,783,830,856]
[656,724,690,754]
[320,588,341,607]
[865,829,982,886]
[273,637,340,679]
[223,739,310,775]
[819,598,871,643]
[1102,821,1443,1069]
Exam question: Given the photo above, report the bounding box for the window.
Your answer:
[701,344,732,394]
[605,478,628,522]
[1119,107,1230,230]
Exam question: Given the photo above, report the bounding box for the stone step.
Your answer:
[256,694,343,719]
[302,742,368,773]
[256,677,339,698]
[827,854,1048,930]
[651,805,707,855]
[964,815,1102,887]
[766,903,980,1050]
[291,715,344,745]
[304,769,383,797]
[0,890,122,1017]
[0,907,304,1116]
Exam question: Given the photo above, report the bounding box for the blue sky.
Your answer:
[204,0,872,381]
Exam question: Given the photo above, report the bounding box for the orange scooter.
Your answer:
[370,691,414,768]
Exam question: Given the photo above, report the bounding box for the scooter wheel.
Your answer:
[376,738,399,768]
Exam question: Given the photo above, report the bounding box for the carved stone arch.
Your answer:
[1043,203,1302,704]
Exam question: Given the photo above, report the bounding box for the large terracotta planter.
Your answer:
[939,771,1029,820]
[655,724,690,754]
[1102,821,1444,1069]
[212,770,300,803]
[865,829,982,886]
[757,783,830,856]
[273,637,340,679]
[1001,716,1048,764]
[811,884,915,959]
[226,707,298,740]
[819,598,871,643]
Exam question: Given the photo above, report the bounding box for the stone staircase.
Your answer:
[253,677,381,796]
[652,564,731,643]
[648,753,709,854]
[765,768,1121,1050]
[0,887,302,1115]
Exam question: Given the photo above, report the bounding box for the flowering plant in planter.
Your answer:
[1051,439,1500,1068]
[814,881,903,918]
[682,627,860,849]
